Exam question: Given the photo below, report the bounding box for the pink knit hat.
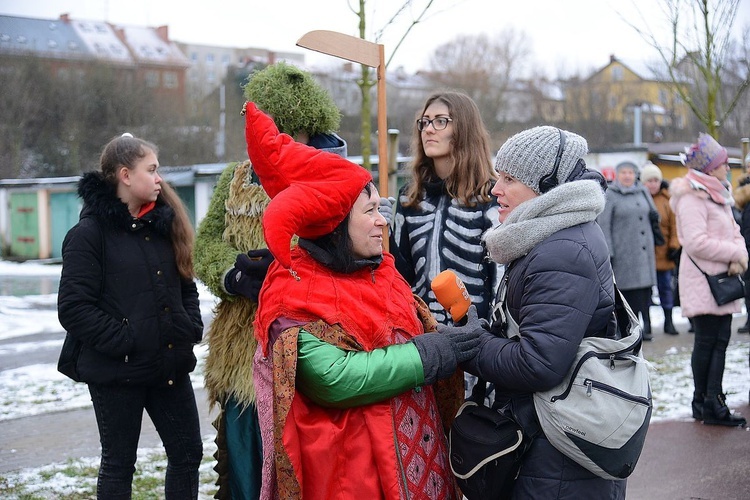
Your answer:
[682,133,728,174]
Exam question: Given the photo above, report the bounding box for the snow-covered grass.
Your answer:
[0,436,219,499]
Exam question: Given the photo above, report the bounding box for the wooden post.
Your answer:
[296,30,389,250]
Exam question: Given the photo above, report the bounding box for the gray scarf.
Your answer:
[483,180,605,264]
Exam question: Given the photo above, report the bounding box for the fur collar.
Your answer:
[77,171,173,235]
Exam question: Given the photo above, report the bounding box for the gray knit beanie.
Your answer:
[494,126,588,194]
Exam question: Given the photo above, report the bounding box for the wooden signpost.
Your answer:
[296,30,390,249]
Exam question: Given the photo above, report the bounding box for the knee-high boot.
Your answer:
[738,297,750,333]
[663,308,678,335]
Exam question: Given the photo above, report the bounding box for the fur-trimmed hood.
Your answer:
[77,171,173,235]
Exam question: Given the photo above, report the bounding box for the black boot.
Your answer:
[663,308,678,335]
[691,399,703,420]
[702,394,747,427]
[688,318,695,333]
[740,298,750,333]
[642,321,653,341]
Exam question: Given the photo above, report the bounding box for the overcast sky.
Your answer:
[1,0,749,76]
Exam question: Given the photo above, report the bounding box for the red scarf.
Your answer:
[255,248,422,354]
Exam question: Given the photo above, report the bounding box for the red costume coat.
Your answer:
[255,248,457,499]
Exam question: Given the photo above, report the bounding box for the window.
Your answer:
[658,89,668,105]
[611,66,623,81]
[145,70,160,87]
[163,71,178,89]
[206,53,214,63]
[609,95,618,109]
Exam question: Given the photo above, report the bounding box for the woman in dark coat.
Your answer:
[442,126,625,498]
[57,134,204,499]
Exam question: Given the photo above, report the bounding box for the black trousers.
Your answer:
[88,374,203,499]
[621,287,652,330]
[691,314,732,399]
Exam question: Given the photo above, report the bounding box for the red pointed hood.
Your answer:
[243,101,372,269]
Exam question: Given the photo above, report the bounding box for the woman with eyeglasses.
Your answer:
[391,92,500,330]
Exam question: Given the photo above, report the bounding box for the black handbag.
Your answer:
[449,379,527,500]
[648,208,665,246]
[688,255,745,306]
[57,333,83,382]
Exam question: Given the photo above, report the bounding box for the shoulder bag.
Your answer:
[532,286,652,480]
[449,379,528,500]
[492,268,652,481]
[687,254,745,306]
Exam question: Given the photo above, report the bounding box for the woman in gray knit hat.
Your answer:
[440,126,625,498]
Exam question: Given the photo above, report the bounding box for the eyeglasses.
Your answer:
[417,116,453,131]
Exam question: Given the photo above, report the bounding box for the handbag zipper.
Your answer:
[550,337,642,403]
[583,379,651,406]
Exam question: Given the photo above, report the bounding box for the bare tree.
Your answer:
[426,29,532,134]
[622,0,750,140]
[349,0,459,169]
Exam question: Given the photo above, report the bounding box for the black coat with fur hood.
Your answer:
[58,172,203,386]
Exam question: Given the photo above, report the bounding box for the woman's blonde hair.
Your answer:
[99,135,195,279]
[404,91,496,208]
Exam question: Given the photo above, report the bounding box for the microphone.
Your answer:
[431,270,471,323]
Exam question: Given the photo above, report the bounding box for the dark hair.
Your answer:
[312,182,375,272]
[99,134,195,279]
[405,91,496,208]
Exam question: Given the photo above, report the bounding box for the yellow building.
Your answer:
[565,55,691,135]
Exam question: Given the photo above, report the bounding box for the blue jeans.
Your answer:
[656,269,674,309]
[88,375,203,499]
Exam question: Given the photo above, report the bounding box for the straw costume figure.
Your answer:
[193,62,345,499]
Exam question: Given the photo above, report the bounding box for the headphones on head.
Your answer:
[538,128,566,194]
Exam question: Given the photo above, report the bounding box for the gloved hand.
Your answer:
[667,247,681,263]
[412,305,485,385]
[224,249,274,301]
[378,196,397,228]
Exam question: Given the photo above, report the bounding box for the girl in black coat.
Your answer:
[57,134,204,499]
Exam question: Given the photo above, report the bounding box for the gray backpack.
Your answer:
[500,282,652,480]
[532,286,652,480]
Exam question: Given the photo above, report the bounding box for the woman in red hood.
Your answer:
[243,102,483,499]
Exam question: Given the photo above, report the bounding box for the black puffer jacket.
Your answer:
[466,221,625,499]
[58,172,203,386]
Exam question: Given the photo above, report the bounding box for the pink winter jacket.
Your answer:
[670,176,747,317]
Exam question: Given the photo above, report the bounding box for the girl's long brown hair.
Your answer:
[99,135,195,279]
[404,91,496,208]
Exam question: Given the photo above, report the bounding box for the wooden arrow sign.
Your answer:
[297,30,390,250]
